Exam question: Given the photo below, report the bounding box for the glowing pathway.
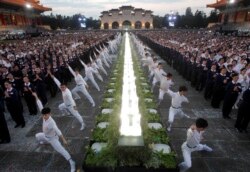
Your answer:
[120,32,142,137]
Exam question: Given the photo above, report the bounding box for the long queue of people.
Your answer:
[132,34,213,172]
[135,30,250,133]
[0,30,122,172]
[0,31,120,144]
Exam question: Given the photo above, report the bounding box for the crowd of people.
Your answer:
[0,30,122,171]
[135,30,250,133]
[133,34,213,172]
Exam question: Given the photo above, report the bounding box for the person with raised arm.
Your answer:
[80,59,100,91]
[49,72,85,130]
[90,56,103,82]
[67,64,95,107]
[95,52,108,76]
[95,46,110,68]
[166,86,190,132]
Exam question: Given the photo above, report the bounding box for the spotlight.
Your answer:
[26,3,32,9]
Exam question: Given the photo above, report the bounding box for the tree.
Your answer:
[207,10,219,23]
[153,15,165,28]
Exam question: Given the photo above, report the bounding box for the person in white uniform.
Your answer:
[95,54,108,76]
[90,56,104,82]
[152,63,166,92]
[166,86,190,132]
[35,108,76,172]
[158,73,173,105]
[80,60,100,91]
[95,47,110,68]
[49,73,85,130]
[148,57,158,82]
[67,64,95,107]
[179,118,213,172]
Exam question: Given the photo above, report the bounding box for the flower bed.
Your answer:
[82,33,178,172]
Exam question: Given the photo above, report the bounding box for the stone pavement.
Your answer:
[149,52,250,172]
[1,40,250,172]
[0,55,117,172]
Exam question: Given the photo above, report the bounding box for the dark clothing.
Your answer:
[211,74,228,108]
[23,83,37,115]
[196,65,208,91]
[5,88,25,126]
[204,70,217,99]
[0,111,10,143]
[235,89,250,130]
[33,73,47,106]
[222,81,242,118]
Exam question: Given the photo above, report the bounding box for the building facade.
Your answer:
[207,0,250,24]
[0,0,51,31]
[100,6,153,29]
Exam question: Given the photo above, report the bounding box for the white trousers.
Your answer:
[159,89,167,100]
[71,85,95,105]
[103,58,110,68]
[152,77,160,86]
[168,107,185,123]
[58,103,84,124]
[99,65,108,76]
[35,133,71,161]
[84,76,100,91]
[179,142,207,172]
[149,70,155,81]
[94,72,103,82]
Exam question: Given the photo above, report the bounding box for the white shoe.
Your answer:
[167,127,171,132]
[80,123,85,130]
[203,145,213,152]
[185,114,190,119]
[92,103,96,107]
[70,160,76,172]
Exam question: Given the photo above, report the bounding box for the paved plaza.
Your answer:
[0,40,250,172]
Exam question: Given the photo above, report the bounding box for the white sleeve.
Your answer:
[54,123,62,136]
[36,98,44,112]
[167,89,175,97]
[184,97,189,103]
[68,65,76,78]
[80,59,87,68]
[92,68,98,74]
[53,76,61,89]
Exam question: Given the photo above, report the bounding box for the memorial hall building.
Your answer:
[100,6,153,30]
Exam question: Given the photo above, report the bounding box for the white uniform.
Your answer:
[36,116,71,161]
[80,60,100,91]
[167,89,189,130]
[179,128,212,172]
[53,77,85,129]
[158,78,173,101]
[68,66,95,107]
[96,58,108,76]
[152,68,166,90]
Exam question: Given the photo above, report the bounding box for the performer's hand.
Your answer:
[63,139,68,145]
[4,91,9,97]
[233,87,238,91]
[32,92,38,98]
[190,124,196,131]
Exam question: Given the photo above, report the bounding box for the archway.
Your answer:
[112,21,119,29]
[104,23,109,29]
[135,21,142,29]
[122,20,132,29]
[145,22,150,29]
